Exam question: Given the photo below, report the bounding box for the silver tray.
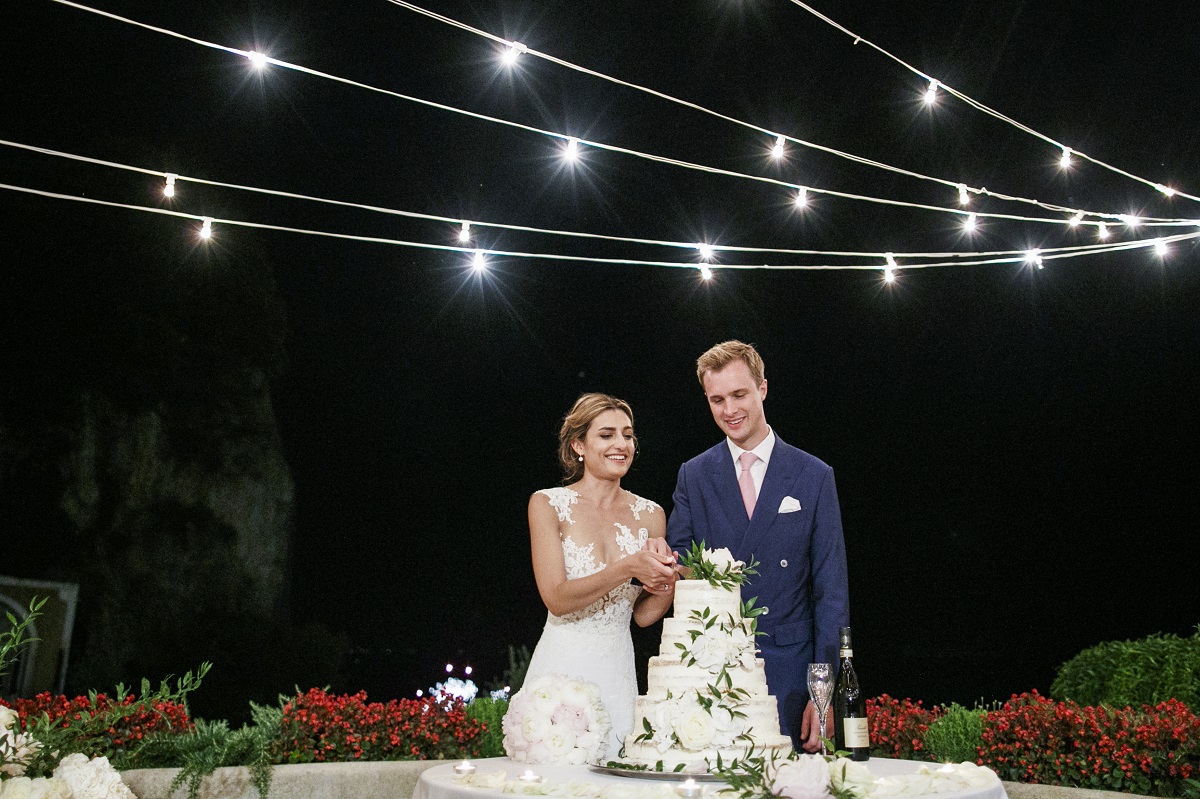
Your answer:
[588,765,731,782]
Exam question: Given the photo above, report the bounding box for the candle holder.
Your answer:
[518,770,545,784]
[453,761,477,776]
[674,778,703,799]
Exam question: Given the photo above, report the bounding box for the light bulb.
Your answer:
[501,41,527,66]
[458,222,471,242]
[1122,214,1141,228]
[957,184,970,206]
[697,243,715,261]
[924,80,939,105]
[1069,213,1083,227]
[1025,249,1042,268]
[199,218,213,239]
[1059,147,1072,168]
[446,663,454,673]
[564,137,580,161]
[472,250,485,270]
[1154,239,1168,256]
[794,187,808,208]
[883,267,896,283]
[247,50,268,69]
[163,174,176,198]
[964,212,977,231]
[699,265,713,281]
[1156,184,1176,197]
[1097,222,1109,239]
[771,136,785,160]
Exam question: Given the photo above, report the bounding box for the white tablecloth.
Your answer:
[414,757,1007,799]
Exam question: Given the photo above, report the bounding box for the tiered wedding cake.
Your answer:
[622,546,793,770]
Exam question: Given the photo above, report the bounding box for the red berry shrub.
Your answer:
[866,693,943,761]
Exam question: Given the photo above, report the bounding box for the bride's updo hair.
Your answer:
[558,393,636,482]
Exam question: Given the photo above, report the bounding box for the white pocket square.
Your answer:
[778,496,802,513]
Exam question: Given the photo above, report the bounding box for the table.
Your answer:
[414,757,1007,799]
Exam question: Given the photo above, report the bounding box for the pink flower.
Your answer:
[551,703,589,732]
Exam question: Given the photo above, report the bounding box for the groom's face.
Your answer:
[702,360,769,450]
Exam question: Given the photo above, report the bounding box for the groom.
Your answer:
[666,340,850,753]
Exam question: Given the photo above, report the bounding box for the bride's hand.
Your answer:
[625,549,676,593]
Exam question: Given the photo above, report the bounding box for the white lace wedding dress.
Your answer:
[523,487,660,760]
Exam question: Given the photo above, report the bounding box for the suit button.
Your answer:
[780,559,788,567]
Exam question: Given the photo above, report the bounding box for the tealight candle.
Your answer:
[675,778,703,799]
[518,770,544,784]
[454,760,476,776]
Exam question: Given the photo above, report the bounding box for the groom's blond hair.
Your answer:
[696,340,765,387]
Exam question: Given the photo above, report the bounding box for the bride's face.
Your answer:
[573,409,635,479]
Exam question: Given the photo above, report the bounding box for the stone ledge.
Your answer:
[120,762,1151,799]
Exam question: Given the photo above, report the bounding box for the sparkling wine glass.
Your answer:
[806,662,834,755]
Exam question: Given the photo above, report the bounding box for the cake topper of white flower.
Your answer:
[680,541,758,589]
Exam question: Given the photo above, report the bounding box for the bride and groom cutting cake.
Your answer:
[516,340,851,766]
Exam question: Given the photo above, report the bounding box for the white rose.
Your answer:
[576,731,600,754]
[0,706,18,732]
[30,778,72,799]
[709,705,745,748]
[829,758,876,798]
[689,630,729,672]
[542,727,577,761]
[529,677,563,716]
[673,707,716,751]
[705,548,740,572]
[559,679,594,710]
[522,712,553,743]
[770,755,831,799]
[54,753,136,799]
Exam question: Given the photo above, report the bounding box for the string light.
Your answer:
[246,50,268,69]
[458,221,471,242]
[198,217,213,239]
[794,187,809,208]
[1121,214,1141,229]
[563,136,580,161]
[472,249,486,270]
[1154,238,1168,256]
[964,212,977,232]
[699,265,713,280]
[771,136,785,160]
[697,243,715,261]
[1069,212,1083,227]
[1025,248,1043,269]
[1156,184,1176,197]
[883,252,897,282]
[163,173,176,198]
[1097,222,1109,239]
[923,79,939,105]
[1059,147,1072,169]
[957,184,970,206]
[501,40,527,66]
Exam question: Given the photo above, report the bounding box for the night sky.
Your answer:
[3,0,1198,709]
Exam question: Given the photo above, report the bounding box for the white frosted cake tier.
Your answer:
[633,695,785,737]
[622,733,794,771]
[643,656,769,697]
[672,580,742,618]
[659,616,752,656]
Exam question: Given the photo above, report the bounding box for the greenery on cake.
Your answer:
[679,541,758,589]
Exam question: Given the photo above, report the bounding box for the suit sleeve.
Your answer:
[666,461,696,555]
[809,465,851,666]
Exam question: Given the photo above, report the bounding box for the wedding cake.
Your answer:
[621,546,793,770]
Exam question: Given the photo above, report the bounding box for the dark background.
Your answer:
[3,0,1198,715]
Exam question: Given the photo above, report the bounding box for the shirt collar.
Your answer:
[726,426,776,466]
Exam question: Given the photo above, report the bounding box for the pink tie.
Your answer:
[738,452,759,518]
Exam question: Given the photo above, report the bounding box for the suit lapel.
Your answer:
[738,441,796,559]
[705,446,748,549]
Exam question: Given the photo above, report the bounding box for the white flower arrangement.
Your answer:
[679,543,758,589]
[0,706,137,799]
[502,674,612,765]
[633,689,751,756]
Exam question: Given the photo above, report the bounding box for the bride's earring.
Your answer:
[577,454,584,462]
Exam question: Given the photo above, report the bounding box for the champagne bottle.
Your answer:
[833,625,870,760]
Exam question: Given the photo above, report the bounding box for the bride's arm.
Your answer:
[530,494,674,617]
[633,516,676,627]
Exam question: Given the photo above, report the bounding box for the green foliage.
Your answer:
[678,540,758,589]
[129,703,280,799]
[0,596,45,680]
[924,703,984,763]
[501,644,532,694]
[464,697,509,758]
[1051,626,1200,709]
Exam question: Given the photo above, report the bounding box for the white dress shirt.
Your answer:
[726,427,776,501]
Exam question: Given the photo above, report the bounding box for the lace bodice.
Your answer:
[536,487,660,635]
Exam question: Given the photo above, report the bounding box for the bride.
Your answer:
[524,393,679,759]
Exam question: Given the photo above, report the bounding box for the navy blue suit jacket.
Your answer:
[666,435,850,739]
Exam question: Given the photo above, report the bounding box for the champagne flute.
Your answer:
[806,662,833,756]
